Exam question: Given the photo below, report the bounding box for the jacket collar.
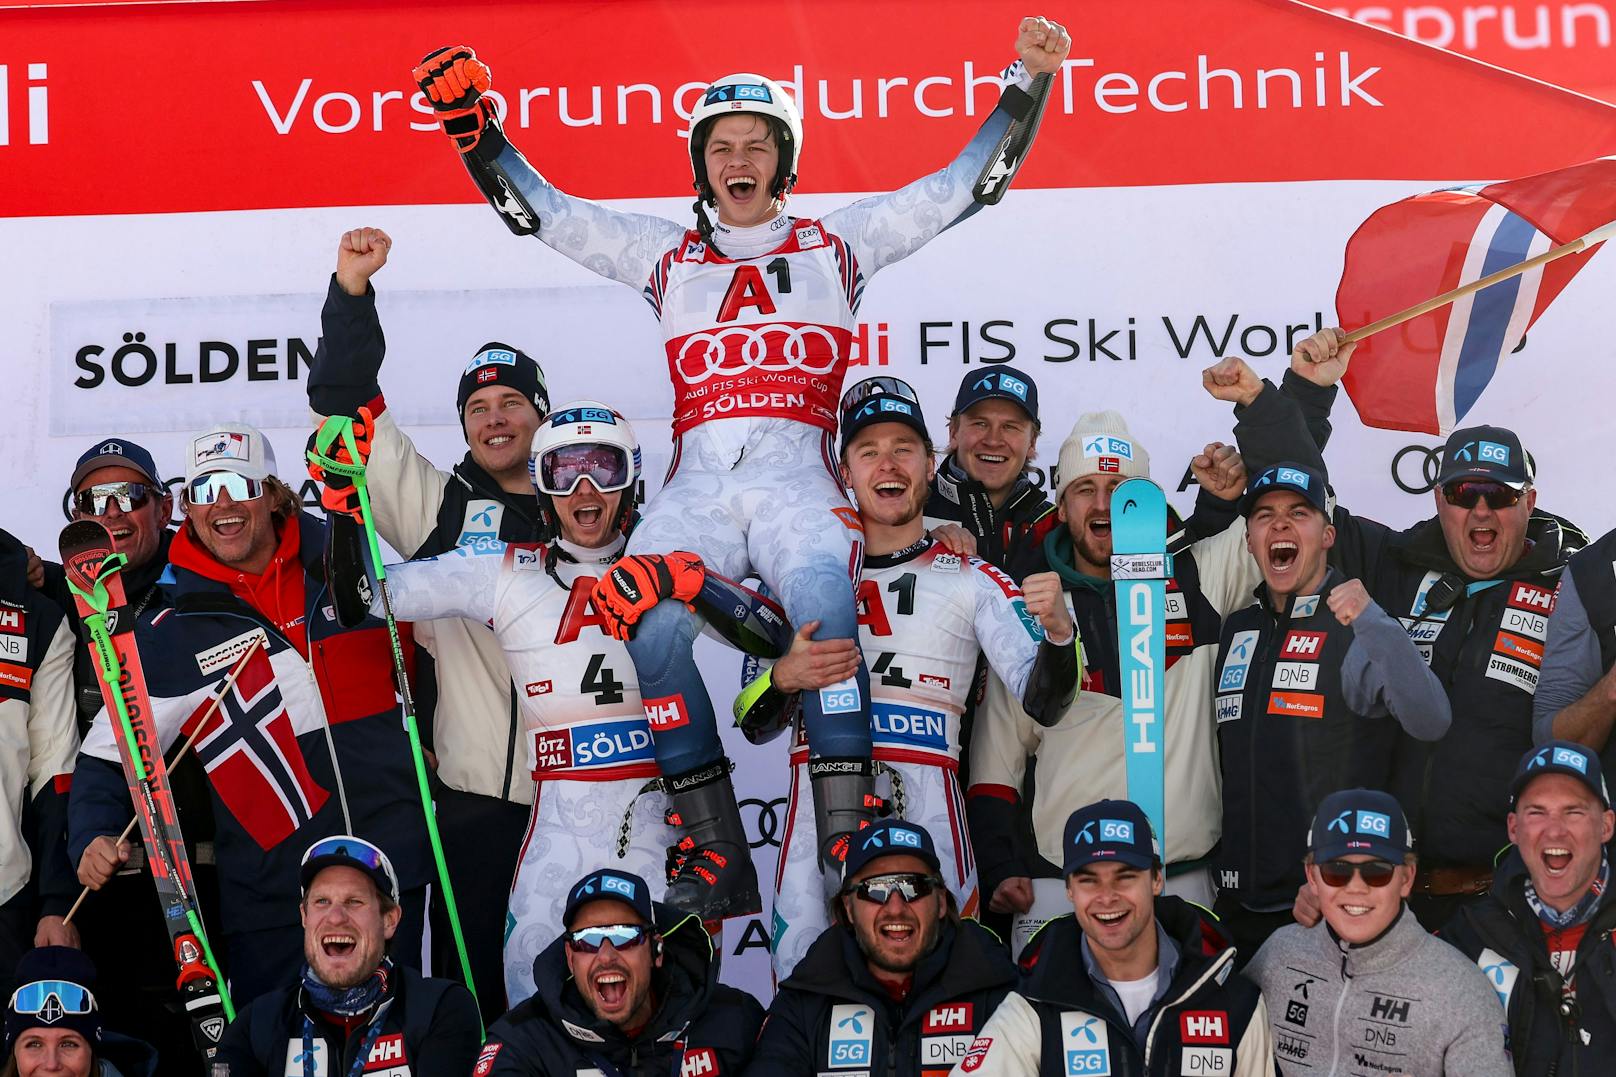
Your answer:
[1251,565,1342,618]
[453,454,543,532]
[168,511,314,587]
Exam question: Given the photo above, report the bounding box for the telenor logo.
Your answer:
[1355,810,1391,836]
[1552,746,1588,773]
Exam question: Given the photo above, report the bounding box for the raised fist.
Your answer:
[1291,327,1355,388]
[335,228,391,297]
[413,46,491,112]
[1201,356,1265,407]
[1016,16,1072,76]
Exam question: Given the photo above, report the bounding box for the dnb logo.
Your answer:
[828,1004,873,1068]
[1060,1012,1111,1075]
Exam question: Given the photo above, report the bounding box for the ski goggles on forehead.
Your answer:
[1441,479,1525,511]
[843,872,944,906]
[1316,859,1399,889]
[73,481,154,517]
[9,979,97,1019]
[301,835,388,870]
[565,923,651,954]
[839,377,920,414]
[535,443,633,496]
[184,471,264,505]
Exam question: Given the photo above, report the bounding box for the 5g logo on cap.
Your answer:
[602,875,636,900]
[1099,819,1134,842]
[1479,441,1510,465]
[1355,811,1391,837]
[1552,747,1589,773]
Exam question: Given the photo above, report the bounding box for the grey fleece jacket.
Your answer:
[1246,907,1511,1077]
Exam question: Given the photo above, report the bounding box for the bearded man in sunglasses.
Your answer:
[745,820,1016,1077]
[68,424,431,1006]
[1246,789,1510,1076]
[1212,330,1586,928]
[477,868,762,1076]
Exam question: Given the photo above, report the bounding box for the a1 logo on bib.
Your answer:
[1060,1012,1111,1075]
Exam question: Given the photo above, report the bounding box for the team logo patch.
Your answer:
[1082,434,1134,460]
[1097,456,1121,473]
[1218,630,1259,691]
[1180,1046,1233,1074]
[1267,691,1324,718]
[1291,594,1321,618]
[931,552,961,573]
[1282,631,1324,659]
[364,1033,405,1071]
[284,1038,329,1075]
[1507,582,1556,613]
[819,677,861,715]
[795,224,824,247]
[958,1036,993,1074]
[917,673,951,690]
[463,347,516,374]
[644,695,691,731]
[194,430,249,463]
[0,608,24,632]
[525,680,552,697]
[473,1043,502,1077]
[923,1004,974,1033]
[680,1047,718,1077]
[1272,661,1319,691]
[827,1004,873,1068]
[1494,630,1544,667]
[1485,653,1539,693]
[1180,1011,1230,1044]
[1215,694,1242,723]
[1060,1012,1111,1075]
[194,628,267,676]
[0,632,26,664]
[1478,948,1520,1010]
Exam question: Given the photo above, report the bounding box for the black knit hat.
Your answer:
[455,342,550,435]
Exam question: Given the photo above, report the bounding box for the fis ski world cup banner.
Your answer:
[3,0,1615,1002]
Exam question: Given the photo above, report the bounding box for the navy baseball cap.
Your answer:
[1063,800,1160,874]
[300,835,401,905]
[839,389,931,454]
[1510,740,1611,808]
[69,438,162,490]
[840,819,942,883]
[951,366,1039,423]
[1435,425,1533,489]
[1308,789,1412,862]
[562,869,655,928]
[1240,462,1329,518]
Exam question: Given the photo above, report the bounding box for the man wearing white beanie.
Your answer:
[965,410,1255,948]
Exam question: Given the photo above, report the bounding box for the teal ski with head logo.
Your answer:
[1110,479,1168,845]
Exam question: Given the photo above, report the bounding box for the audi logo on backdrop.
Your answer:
[674,324,845,383]
[740,797,787,849]
[1391,444,1444,494]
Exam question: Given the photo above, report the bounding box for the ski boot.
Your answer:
[662,758,762,921]
[809,756,886,896]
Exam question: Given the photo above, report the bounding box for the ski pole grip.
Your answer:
[309,416,368,484]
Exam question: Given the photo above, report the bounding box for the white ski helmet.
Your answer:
[528,400,643,536]
[687,73,803,200]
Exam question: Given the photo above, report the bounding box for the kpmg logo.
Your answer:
[1099,819,1134,842]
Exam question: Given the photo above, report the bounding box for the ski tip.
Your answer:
[58,520,116,585]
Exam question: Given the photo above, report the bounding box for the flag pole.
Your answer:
[1342,219,1616,345]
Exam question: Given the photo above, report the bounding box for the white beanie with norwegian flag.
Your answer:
[1054,411,1151,502]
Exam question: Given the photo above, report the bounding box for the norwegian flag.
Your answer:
[184,649,329,850]
[1338,157,1616,435]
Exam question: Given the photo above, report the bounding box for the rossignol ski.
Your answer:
[59,520,232,1064]
[1109,479,1168,845]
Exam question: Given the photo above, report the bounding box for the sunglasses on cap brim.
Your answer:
[839,376,920,415]
[842,872,944,905]
[565,923,651,953]
[185,471,265,505]
[1315,859,1399,888]
[1441,480,1524,511]
[73,481,155,517]
[302,836,387,871]
[9,979,96,1019]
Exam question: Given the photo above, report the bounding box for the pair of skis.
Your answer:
[59,521,232,1064]
[1110,481,1168,847]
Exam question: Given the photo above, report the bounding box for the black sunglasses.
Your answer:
[1442,480,1523,511]
[1316,859,1398,888]
[840,376,920,415]
[843,872,944,906]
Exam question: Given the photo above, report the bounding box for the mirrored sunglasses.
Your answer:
[301,836,387,871]
[1316,859,1398,889]
[1441,480,1523,511]
[535,443,633,496]
[9,979,96,1020]
[839,376,920,415]
[843,872,944,906]
[73,481,154,517]
[185,471,264,505]
[565,923,650,954]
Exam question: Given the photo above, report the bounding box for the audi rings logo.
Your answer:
[1391,444,1444,495]
[674,324,842,384]
[740,797,787,849]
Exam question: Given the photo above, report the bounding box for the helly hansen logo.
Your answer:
[923,1003,974,1032]
[1369,995,1411,1023]
[644,695,690,731]
[1180,1012,1229,1044]
[368,1033,404,1063]
[1509,582,1555,612]
[1282,631,1324,658]
[0,609,21,631]
[680,1047,717,1077]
